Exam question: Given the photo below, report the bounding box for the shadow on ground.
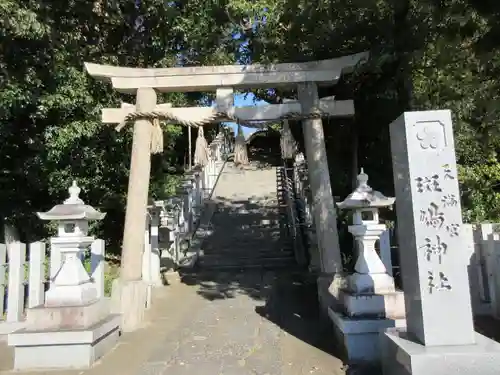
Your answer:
[178,180,349,368]
[180,192,293,297]
[474,315,500,343]
[180,195,289,301]
[178,195,347,370]
[180,267,352,368]
[177,146,383,374]
[254,272,341,358]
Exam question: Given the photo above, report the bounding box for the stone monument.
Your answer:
[329,169,405,362]
[8,182,120,370]
[381,110,500,374]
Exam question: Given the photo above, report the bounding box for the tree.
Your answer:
[1,0,498,258]
[0,0,223,248]
[222,0,500,223]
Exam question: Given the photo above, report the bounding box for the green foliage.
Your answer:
[0,0,499,264]
[459,160,500,222]
[230,0,500,223]
[0,1,216,250]
[82,257,119,297]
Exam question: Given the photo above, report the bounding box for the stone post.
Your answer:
[381,110,500,375]
[194,170,203,218]
[188,126,192,169]
[143,206,162,288]
[159,199,179,271]
[180,192,188,235]
[182,179,194,233]
[118,87,157,331]
[142,214,150,282]
[141,215,152,308]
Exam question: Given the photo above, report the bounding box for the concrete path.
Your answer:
[137,269,345,375]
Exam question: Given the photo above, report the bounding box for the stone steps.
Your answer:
[202,246,288,254]
[195,162,298,271]
[206,226,281,233]
[201,247,293,256]
[198,254,297,270]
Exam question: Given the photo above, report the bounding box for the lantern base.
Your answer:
[338,289,406,318]
[26,298,110,330]
[328,307,406,364]
[45,281,98,307]
[347,272,396,294]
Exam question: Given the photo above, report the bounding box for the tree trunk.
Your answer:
[393,0,413,112]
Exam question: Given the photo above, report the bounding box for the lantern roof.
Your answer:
[37,181,106,221]
[337,169,395,209]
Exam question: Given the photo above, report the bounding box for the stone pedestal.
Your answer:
[44,235,98,307]
[381,110,500,374]
[381,328,500,375]
[9,299,120,369]
[329,308,406,363]
[328,275,406,363]
[9,313,121,370]
[8,182,121,370]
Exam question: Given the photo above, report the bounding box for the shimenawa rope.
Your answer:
[194,126,210,167]
[234,123,249,166]
[116,108,327,154]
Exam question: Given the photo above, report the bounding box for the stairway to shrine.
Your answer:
[197,161,297,270]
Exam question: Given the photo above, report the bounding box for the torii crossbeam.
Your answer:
[85,52,367,93]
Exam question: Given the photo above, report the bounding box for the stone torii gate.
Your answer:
[85,52,367,331]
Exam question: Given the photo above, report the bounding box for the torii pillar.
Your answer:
[114,88,157,332]
[298,82,344,312]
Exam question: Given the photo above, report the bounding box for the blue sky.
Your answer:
[222,93,268,138]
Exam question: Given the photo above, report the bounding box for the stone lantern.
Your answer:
[37,181,106,306]
[329,169,405,364]
[337,169,395,294]
[8,181,120,371]
[159,200,179,230]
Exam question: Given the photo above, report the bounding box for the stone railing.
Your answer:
[292,153,315,251]
[468,224,500,317]
[142,130,232,284]
[276,153,311,267]
[0,241,105,336]
[378,221,500,318]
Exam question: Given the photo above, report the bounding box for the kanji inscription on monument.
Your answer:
[390,110,475,347]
